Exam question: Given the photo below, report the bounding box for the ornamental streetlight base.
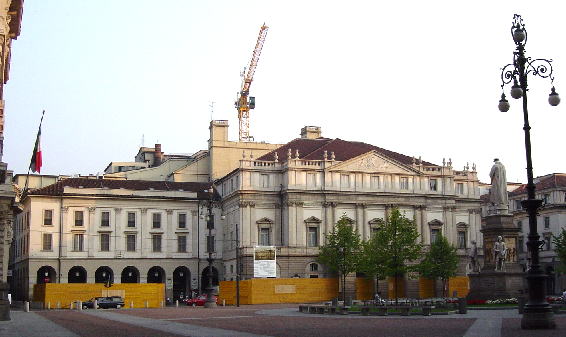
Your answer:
[521,308,555,329]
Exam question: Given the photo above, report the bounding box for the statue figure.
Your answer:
[489,158,509,214]
[494,236,507,271]
[469,240,479,272]
[469,240,479,273]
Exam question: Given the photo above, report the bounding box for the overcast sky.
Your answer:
[4,0,566,184]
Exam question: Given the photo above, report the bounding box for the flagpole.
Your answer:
[22,110,45,197]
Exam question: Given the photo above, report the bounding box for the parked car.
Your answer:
[82,296,125,309]
[184,295,217,306]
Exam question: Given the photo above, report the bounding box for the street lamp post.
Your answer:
[204,188,217,308]
[498,14,560,330]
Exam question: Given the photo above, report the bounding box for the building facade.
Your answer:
[508,173,566,294]
[218,127,482,298]
[10,178,222,301]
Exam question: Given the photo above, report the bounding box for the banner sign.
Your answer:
[254,246,276,278]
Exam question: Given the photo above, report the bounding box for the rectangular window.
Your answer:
[178,213,187,229]
[545,236,551,250]
[126,234,136,252]
[430,228,440,244]
[543,194,550,204]
[207,235,215,253]
[371,176,380,189]
[177,235,187,252]
[457,231,466,249]
[307,173,317,187]
[400,177,409,190]
[259,228,271,246]
[518,220,522,232]
[152,213,161,229]
[127,212,136,227]
[456,183,464,194]
[101,211,110,227]
[307,227,318,247]
[429,179,438,191]
[515,200,522,210]
[100,233,110,251]
[73,234,84,251]
[42,233,52,251]
[341,174,350,188]
[74,211,84,226]
[544,216,550,229]
[152,234,162,252]
[518,236,524,253]
[43,210,53,226]
[261,174,269,188]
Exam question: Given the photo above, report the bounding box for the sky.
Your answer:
[4,0,566,184]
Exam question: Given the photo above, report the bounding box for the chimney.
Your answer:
[300,126,322,139]
[154,143,163,166]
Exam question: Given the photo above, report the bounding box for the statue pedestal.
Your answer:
[468,213,525,300]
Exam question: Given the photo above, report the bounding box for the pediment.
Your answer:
[304,216,321,224]
[256,217,274,224]
[368,218,384,226]
[329,151,419,175]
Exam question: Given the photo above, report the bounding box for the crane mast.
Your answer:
[236,24,269,142]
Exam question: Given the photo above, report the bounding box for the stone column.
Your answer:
[414,206,423,242]
[296,202,304,247]
[274,204,282,246]
[60,207,69,257]
[362,204,368,240]
[114,208,122,253]
[87,207,95,258]
[421,207,429,245]
[288,202,296,247]
[250,203,257,246]
[323,202,331,244]
[166,209,173,257]
[240,202,251,246]
[140,208,147,257]
[191,210,198,257]
[355,203,363,237]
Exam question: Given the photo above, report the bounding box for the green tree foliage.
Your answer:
[419,235,459,297]
[358,219,387,294]
[370,208,422,301]
[552,228,566,273]
[317,215,361,300]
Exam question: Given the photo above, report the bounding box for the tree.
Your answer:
[358,221,388,296]
[419,235,459,297]
[552,228,566,273]
[371,208,422,302]
[317,215,362,302]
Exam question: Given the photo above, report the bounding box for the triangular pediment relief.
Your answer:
[304,216,322,224]
[329,151,419,175]
[368,218,384,226]
[256,217,274,224]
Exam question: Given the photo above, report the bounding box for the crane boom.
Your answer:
[236,24,269,142]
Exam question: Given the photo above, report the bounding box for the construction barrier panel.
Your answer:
[355,277,373,301]
[33,283,164,309]
[448,276,469,298]
[218,278,338,305]
[419,278,435,298]
[387,276,405,299]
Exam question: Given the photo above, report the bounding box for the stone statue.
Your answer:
[469,240,479,272]
[494,236,507,271]
[489,159,509,214]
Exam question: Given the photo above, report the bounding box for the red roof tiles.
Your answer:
[29,178,213,198]
[257,137,435,166]
[509,174,566,197]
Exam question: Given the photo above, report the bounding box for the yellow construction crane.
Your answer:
[236,24,269,142]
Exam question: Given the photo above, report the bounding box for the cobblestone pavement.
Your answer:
[1,305,565,337]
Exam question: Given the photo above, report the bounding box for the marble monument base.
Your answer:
[468,270,525,300]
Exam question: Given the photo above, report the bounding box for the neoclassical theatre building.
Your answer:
[218,126,483,298]
[11,122,483,300]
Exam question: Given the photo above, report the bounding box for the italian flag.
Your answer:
[30,111,44,173]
